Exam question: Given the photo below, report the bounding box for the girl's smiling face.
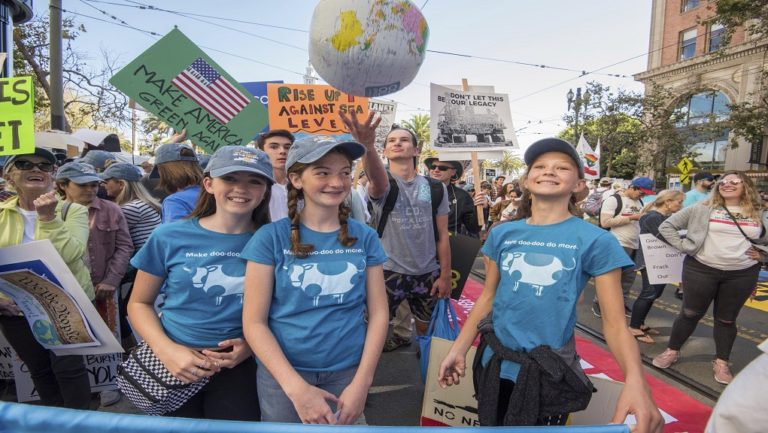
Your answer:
[289,151,352,210]
[523,152,585,198]
[203,171,269,216]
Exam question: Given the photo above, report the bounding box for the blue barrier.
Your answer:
[0,402,630,432]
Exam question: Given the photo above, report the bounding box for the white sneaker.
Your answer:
[100,390,121,407]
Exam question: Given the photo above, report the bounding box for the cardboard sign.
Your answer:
[450,234,483,299]
[421,337,478,427]
[0,76,34,156]
[639,233,684,285]
[267,83,369,135]
[110,28,267,154]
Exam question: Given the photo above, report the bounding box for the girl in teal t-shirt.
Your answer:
[242,136,388,425]
[128,146,274,420]
[437,138,663,433]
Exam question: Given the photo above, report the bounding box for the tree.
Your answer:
[482,152,525,179]
[711,0,768,44]
[401,113,430,151]
[13,15,130,132]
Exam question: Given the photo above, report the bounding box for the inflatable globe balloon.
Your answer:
[309,0,429,97]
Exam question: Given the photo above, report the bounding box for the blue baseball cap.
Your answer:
[630,177,655,195]
[55,162,101,184]
[523,137,584,178]
[81,150,117,171]
[3,148,57,172]
[205,146,274,185]
[100,162,143,182]
[286,136,365,171]
[149,142,199,178]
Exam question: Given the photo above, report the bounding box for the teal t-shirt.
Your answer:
[240,218,387,372]
[480,216,633,380]
[683,188,710,208]
[131,218,253,348]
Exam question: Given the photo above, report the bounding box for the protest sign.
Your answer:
[110,28,267,154]
[267,83,369,135]
[449,234,482,300]
[421,337,478,427]
[639,233,684,285]
[240,80,283,134]
[0,333,14,382]
[0,76,34,156]
[369,99,397,152]
[0,241,122,356]
[429,83,517,154]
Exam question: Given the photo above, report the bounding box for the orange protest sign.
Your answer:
[266,84,369,135]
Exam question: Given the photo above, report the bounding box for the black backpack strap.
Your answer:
[427,177,445,242]
[376,173,399,238]
[613,193,623,218]
[60,201,72,222]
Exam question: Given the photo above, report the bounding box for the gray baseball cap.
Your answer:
[100,162,143,182]
[3,147,57,172]
[205,146,274,185]
[81,149,117,171]
[55,162,102,184]
[286,136,365,171]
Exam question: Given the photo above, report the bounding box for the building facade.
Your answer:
[635,0,768,177]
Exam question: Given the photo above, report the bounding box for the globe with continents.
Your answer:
[32,319,62,346]
[309,0,429,97]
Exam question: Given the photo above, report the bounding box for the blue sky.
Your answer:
[32,0,653,152]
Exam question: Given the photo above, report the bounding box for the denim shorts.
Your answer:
[257,365,357,423]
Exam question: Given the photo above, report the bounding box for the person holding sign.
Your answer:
[242,136,388,424]
[438,138,663,432]
[128,146,272,419]
[629,190,685,344]
[653,172,768,385]
[0,148,93,409]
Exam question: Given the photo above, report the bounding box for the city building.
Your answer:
[635,0,768,184]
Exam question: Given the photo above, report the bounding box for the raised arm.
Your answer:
[339,111,387,200]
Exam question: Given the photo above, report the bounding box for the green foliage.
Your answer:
[482,152,525,178]
[711,0,768,44]
[401,113,430,150]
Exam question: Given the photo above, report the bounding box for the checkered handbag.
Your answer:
[116,342,209,415]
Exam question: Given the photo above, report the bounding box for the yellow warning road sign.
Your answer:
[680,173,690,185]
[677,157,693,174]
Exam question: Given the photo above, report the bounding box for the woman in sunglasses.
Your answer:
[654,171,768,385]
[0,148,93,409]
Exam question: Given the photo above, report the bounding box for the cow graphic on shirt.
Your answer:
[286,262,360,306]
[500,252,576,296]
[188,265,243,306]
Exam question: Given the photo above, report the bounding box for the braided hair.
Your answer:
[286,148,358,258]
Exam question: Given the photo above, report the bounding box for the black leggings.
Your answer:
[0,315,91,409]
[166,359,260,420]
[667,256,760,360]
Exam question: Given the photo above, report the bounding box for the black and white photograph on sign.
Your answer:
[430,83,518,152]
[369,99,397,153]
[485,168,497,179]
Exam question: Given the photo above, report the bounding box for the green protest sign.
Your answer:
[0,76,34,156]
[110,28,267,154]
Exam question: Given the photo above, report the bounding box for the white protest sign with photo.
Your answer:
[639,234,684,285]
[429,83,518,155]
[0,240,122,355]
[369,99,397,153]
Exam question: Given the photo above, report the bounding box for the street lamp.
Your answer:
[566,87,591,142]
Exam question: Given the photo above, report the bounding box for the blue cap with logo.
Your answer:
[100,162,143,182]
[630,177,655,195]
[55,162,102,184]
[286,136,365,171]
[205,146,274,185]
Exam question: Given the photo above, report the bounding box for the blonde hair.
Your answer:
[285,149,357,258]
[113,179,162,214]
[641,189,685,214]
[705,171,762,220]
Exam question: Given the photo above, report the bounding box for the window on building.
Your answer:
[674,91,731,170]
[708,23,725,52]
[681,0,700,13]
[680,28,697,60]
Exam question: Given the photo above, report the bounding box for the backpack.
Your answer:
[370,172,445,242]
[597,193,643,230]
[581,188,608,217]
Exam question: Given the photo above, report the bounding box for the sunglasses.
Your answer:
[717,179,744,187]
[429,165,453,172]
[13,160,55,172]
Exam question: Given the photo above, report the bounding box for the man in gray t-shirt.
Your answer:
[341,113,452,343]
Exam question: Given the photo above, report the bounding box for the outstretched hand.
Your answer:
[339,111,381,147]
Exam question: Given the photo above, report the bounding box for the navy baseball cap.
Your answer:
[81,150,117,171]
[4,147,57,172]
[630,177,655,195]
[205,146,274,185]
[100,162,143,182]
[55,162,101,184]
[286,136,365,171]
[692,172,715,183]
[523,138,584,178]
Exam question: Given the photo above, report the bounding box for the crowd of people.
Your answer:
[2,112,768,433]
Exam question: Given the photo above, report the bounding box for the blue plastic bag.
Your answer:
[417,298,460,382]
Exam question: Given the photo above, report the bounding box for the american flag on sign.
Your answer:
[172,58,250,124]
